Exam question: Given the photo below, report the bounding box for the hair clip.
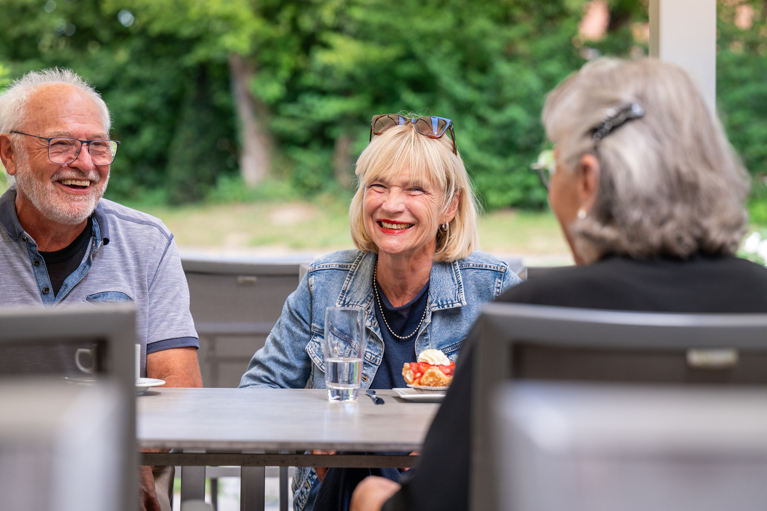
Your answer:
[592,103,645,145]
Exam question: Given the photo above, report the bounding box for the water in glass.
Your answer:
[324,306,365,402]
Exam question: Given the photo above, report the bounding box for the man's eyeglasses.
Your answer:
[10,130,120,165]
[369,114,457,154]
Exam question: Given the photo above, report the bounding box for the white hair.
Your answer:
[543,58,749,262]
[0,68,111,134]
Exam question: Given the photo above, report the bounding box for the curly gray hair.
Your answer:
[543,58,749,263]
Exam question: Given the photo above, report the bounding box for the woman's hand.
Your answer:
[311,450,338,482]
[351,476,401,511]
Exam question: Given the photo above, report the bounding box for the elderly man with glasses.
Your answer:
[0,68,202,511]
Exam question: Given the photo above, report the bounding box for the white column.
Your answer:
[649,0,717,113]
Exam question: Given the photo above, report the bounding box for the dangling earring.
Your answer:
[441,223,449,231]
[577,209,586,220]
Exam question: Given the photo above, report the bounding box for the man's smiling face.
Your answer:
[11,83,110,226]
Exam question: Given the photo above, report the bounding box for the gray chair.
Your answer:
[0,304,137,511]
[182,257,309,511]
[182,257,310,389]
[493,381,767,511]
[522,265,571,280]
[471,303,767,511]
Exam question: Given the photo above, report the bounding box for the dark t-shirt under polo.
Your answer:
[39,217,92,297]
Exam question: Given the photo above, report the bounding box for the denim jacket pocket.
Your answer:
[86,291,134,304]
[441,338,464,361]
[306,333,325,374]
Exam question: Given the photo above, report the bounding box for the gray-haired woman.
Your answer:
[351,57,767,511]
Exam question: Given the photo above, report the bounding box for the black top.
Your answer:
[39,217,93,297]
[370,280,430,389]
[383,254,767,511]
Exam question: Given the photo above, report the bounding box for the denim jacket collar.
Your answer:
[336,251,466,312]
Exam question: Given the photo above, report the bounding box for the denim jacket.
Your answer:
[239,249,521,510]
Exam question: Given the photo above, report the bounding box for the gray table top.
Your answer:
[137,388,440,452]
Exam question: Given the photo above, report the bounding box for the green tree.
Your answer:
[0,0,239,203]
[715,0,767,222]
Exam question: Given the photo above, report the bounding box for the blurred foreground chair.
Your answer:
[494,381,767,511]
[0,304,137,511]
[471,303,767,510]
[182,257,310,511]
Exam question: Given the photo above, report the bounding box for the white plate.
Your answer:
[64,376,97,386]
[394,387,446,403]
[407,384,450,391]
[136,378,165,394]
[66,377,165,394]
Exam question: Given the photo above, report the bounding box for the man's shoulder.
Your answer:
[96,198,172,241]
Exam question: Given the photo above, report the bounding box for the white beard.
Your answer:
[14,150,109,226]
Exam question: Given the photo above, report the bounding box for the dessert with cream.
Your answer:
[402,349,456,387]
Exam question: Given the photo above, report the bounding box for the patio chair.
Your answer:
[182,257,310,389]
[0,304,137,511]
[470,303,767,511]
[182,257,309,511]
[494,381,767,511]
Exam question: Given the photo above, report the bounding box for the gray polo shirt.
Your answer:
[0,186,198,376]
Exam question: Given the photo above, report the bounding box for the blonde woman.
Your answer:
[240,114,521,510]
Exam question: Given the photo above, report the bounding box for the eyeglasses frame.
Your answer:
[529,148,556,191]
[369,115,457,155]
[9,130,121,165]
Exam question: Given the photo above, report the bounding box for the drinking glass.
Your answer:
[323,306,365,402]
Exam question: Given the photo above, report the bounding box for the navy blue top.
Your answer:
[370,280,430,389]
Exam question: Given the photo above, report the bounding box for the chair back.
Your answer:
[182,257,310,387]
[0,304,137,511]
[471,303,767,510]
[494,381,767,511]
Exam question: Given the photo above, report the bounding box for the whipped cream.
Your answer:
[417,349,450,366]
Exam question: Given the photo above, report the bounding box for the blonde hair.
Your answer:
[543,58,749,262]
[349,123,479,262]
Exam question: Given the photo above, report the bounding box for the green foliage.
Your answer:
[0,0,238,203]
[1,0,766,215]
[717,1,767,180]
[248,0,589,208]
[715,1,767,225]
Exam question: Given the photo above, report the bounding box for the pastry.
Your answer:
[402,349,455,387]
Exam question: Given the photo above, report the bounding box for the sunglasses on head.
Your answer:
[369,114,457,154]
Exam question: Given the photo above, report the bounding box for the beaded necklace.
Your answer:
[373,262,428,340]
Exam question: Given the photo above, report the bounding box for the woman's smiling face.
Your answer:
[363,168,445,261]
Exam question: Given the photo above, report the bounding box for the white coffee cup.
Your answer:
[75,348,94,375]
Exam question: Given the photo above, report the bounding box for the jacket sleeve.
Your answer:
[238,270,315,389]
[499,261,524,297]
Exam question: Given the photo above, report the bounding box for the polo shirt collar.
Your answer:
[0,185,25,241]
[0,184,109,247]
[92,200,110,247]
